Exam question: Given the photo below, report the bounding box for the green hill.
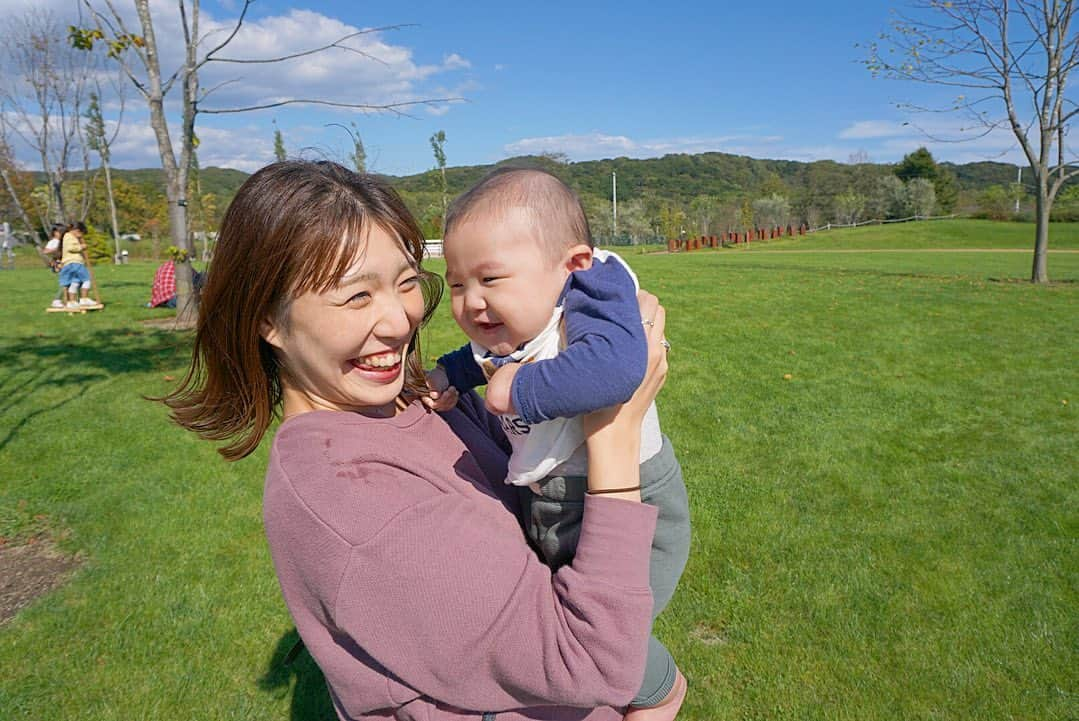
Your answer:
[13,153,1076,243]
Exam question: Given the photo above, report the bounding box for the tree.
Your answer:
[895,146,938,182]
[272,120,286,162]
[848,149,871,164]
[906,177,938,216]
[429,130,448,230]
[73,1,456,322]
[349,122,366,173]
[0,115,39,240]
[2,8,96,226]
[865,0,1078,282]
[834,190,866,224]
[752,194,792,229]
[867,175,908,219]
[85,88,124,262]
[688,195,719,236]
[978,184,1016,218]
[934,166,959,212]
[737,200,754,232]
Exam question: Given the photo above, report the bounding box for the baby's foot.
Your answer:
[622,668,687,721]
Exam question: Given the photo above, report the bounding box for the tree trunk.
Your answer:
[0,165,38,240]
[167,179,195,324]
[50,173,66,224]
[1032,187,1050,283]
[103,160,120,262]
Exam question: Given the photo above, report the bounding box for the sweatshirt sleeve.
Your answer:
[330,464,658,712]
[438,342,488,392]
[512,257,647,424]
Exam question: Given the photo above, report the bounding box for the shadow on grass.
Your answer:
[0,329,188,451]
[259,629,335,720]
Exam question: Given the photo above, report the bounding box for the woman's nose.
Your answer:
[375,296,413,338]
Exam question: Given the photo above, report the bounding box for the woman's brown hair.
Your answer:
[162,161,443,460]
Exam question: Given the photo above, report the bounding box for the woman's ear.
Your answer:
[564,244,594,272]
[260,317,283,350]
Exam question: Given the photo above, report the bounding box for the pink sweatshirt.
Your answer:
[263,392,658,720]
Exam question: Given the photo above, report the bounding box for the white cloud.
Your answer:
[443,53,471,70]
[193,10,469,113]
[839,116,1029,164]
[839,120,906,140]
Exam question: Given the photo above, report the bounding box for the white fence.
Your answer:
[806,214,956,234]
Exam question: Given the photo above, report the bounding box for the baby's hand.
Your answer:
[484,363,520,416]
[422,366,460,411]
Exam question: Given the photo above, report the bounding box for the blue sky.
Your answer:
[2,0,1033,175]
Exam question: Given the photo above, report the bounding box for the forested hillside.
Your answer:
[5,151,1076,246]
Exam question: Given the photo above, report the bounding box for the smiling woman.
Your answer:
[160,160,671,721]
[260,228,427,419]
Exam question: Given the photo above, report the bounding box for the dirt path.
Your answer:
[0,539,81,624]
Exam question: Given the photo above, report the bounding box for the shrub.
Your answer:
[83,223,113,264]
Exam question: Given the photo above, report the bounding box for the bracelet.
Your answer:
[586,485,642,495]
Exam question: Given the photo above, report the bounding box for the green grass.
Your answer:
[0,220,1076,720]
[757,218,1079,250]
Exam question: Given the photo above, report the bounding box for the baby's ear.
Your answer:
[564,244,593,272]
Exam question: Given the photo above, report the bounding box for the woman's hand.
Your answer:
[582,290,668,500]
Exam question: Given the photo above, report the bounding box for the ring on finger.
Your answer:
[660,339,671,351]
[642,319,655,327]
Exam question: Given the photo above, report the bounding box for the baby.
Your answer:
[427,168,691,720]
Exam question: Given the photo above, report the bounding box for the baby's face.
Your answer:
[444,208,570,356]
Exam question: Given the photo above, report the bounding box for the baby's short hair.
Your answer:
[444,167,593,265]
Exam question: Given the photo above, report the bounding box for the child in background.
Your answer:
[44,223,66,307]
[427,168,691,720]
[59,222,95,308]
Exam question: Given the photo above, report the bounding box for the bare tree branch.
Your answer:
[204,25,415,67]
[199,97,462,116]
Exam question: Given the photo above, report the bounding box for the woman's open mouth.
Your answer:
[349,351,403,380]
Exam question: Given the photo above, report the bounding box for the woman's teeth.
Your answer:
[357,352,401,368]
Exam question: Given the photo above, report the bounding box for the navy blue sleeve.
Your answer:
[437,343,488,392]
[511,256,647,424]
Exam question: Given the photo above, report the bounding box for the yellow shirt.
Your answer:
[60,232,85,266]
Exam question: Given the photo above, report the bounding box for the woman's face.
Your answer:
[262,224,425,418]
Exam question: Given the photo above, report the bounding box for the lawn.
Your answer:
[0,220,1075,720]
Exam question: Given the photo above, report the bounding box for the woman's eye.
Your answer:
[400,275,420,288]
[482,276,499,284]
[346,292,370,305]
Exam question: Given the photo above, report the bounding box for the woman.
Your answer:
[164,161,671,720]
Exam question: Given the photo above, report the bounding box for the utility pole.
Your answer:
[612,171,618,241]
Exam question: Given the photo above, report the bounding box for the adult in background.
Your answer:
[146,251,205,308]
[163,161,672,720]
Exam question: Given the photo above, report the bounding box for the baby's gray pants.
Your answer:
[522,435,691,707]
